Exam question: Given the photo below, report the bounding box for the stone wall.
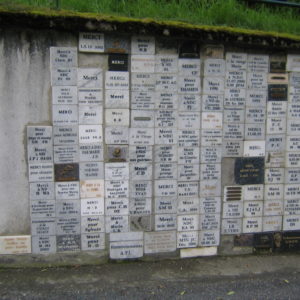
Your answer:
[1,24,300,260]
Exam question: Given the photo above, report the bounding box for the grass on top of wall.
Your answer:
[1,0,300,37]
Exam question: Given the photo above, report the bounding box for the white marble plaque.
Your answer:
[105,127,128,145]
[79,32,104,53]
[284,199,300,216]
[77,68,103,89]
[129,145,152,163]
[288,103,300,120]
[246,107,265,123]
[106,198,129,216]
[246,90,267,107]
[55,182,79,200]
[224,88,246,107]
[50,47,77,68]
[27,144,53,164]
[243,184,264,200]
[51,68,77,86]
[81,197,104,216]
[244,124,265,140]
[129,181,152,198]
[178,76,201,94]
[178,164,199,181]
[200,147,221,164]
[155,214,177,231]
[80,162,104,180]
[178,130,200,147]
[200,197,221,215]
[222,202,243,218]
[221,218,242,235]
[200,164,221,181]
[131,91,155,110]
[224,108,244,123]
[131,36,155,54]
[31,199,55,218]
[129,197,151,215]
[178,58,201,76]
[52,86,77,105]
[131,110,155,128]
[177,231,198,248]
[287,119,300,135]
[78,105,103,125]
[222,141,244,157]
[131,55,155,73]
[285,184,300,200]
[105,163,129,180]
[155,74,177,91]
[155,110,177,128]
[0,236,31,255]
[177,215,199,232]
[53,126,78,145]
[247,54,269,73]
[155,197,177,214]
[200,180,221,197]
[283,215,300,231]
[202,94,223,112]
[81,233,105,251]
[81,215,105,233]
[286,152,300,168]
[105,215,129,233]
[178,112,200,130]
[226,52,247,70]
[105,90,129,109]
[154,145,176,163]
[105,109,129,127]
[78,88,103,105]
[155,128,177,145]
[243,141,265,157]
[110,239,143,259]
[267,117,287,134]
[131,73,155,91]
[203,77,225,95]
[267,101,287,118]
[154,162,177,180]
[155,55,178,73]
[30,182,54,200]
[265,168,284,184]
[178,182,199,198]
[80,179,104,198]
[226,70,246,88]
[129,128,154,145]
[79,143,103,162]
[201,129,222,146]
[199,214,220,230]
[105,71,129,89]
[155,92,178,110]
[52,105,78,126]
[27,126,52,146]
[54,145,79,163]
[177,198,199,215]
[199,230,220,247]
[129,163,152,181]
[144,231,176,253]
[223,123,244,140]
[264,200,283,216]
[79,125,102,144]
[179,94,201,112]
[285,168,300,184]
[28,163,54,182]
[266,135,285,152]
[201,112,223,129]
[105,180,128,199]
[263,216,282,232]
[247,72,267,90]
[204,59,225,76]
[243,201,263,217]
[154,180,177,197]
[178,147,199,164]
[287,55,300,72]
[242,217,262,233]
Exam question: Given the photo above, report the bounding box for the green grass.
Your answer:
[1,0,300,36]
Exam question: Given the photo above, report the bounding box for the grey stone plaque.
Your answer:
[131,55,155,73]
[265,168,284,184]
[31,218,56,236]
[56,235,81,252]
[79,32,104,53]
[53,126,78,145]
[284,198,300,215]
[155,110,177,128]
[285,169,300,184]
[81,197,104,216]
[289,72,300,87]
[179,94,201,112]
[52,105,78,126]
[154,145,177,163]
[262,216,282,232]
[178,130,199,147]
[199,230,220,247]
[199,197,221,215]
[287,136,300,152]
[177,231,198,248]
[110,239,143,259]
[30,182,54,200]
[199,214,220,230]
[203,77,225,95]
[27,144,53,164]
[201,147,221,164]
[78,105,103,125]
[129,128,154,145]
[286,152,300,168]
[105,215,129,233]
[31,200,55,219]
[155,55,178,73]
[247,54,269,73]
[81,216,105,233]
[178,164,199,181]
[130,163,152,181]
[204,59,225,76]
[247,72,267,90]
[79,143,103,162]
[155,214,177,231]
[131,91,155,110]
[178,182,199,198]
[105,90,129,108]
[287,119,300,135]
[130,215,151,231]
[246,107,266,123]
[28,163,54,182]
[200,164,221,181]
[80,162,104,180]
[285,184,300,200]
[222,141,244,157]
[105,71,129,90]
[222,202,243,218]
[105,109,129,127]
[154,180,177,197]
[267,101,287,118]
[81,179,104,198]
[129,145,152,163]
[32,235,56,254]
[155,197,177,214]
[178,147,199,164]
[129,181,152,198]
[226,70,246,88]
[266,134,285,152]
[79,125,103,144]
[226,52,247,70]
[202,94,223,112]
[177,198,199,214]
[144,231,176,254]
[223,123,244,140]
[131,73,155,92]
[155,128,177,145]
[224,88,246,107]
[51,68,77,86]
[246,90,267,107]
[178,58,201,76]
[177,214,199,232]
[244,124,265,140]
[131,110,155,128]
[81,233,105,251]
[155,74,177,91]
[56,216,80,235]
[129,197,151,216]
[55,182,79,200]
[131,36,155,55]
[27,126,52,146]
[105,163,129,181]
[221,218,242,235]
[243,184,264,201]
[224,108,244,123]
[105,180,129,199]
[105,127,128,145]
[178,112,200,130]
[54,145,79,163]
[78,88,103,105]
[201,129,222,146]
[244,201,263,217]
[288,103,300,120]
[56,200,80,217]
[50,47,77,68]
[178,76,201,94]
[155,92,178,110]
[154,163,177,180]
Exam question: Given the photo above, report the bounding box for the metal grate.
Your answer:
[224,186,243,202]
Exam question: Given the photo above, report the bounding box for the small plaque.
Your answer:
[201,147,221,164]
[156,91,179,110]
[0,236,31,255]
[243,184,264,200]
[54,163,79,182]
[178,147,199,165]
[105,215,129,233]
[222,141,244,157]
[221,218,242,235]
[243,217,262,233]
[129,181,152,198]
[27,126,52,146]
[105,163,129,180]
[245,107,265,123]
[247,54,269,73]
[129,145,152,163]
[288,103,300,120]
[177,231,198,248]
[200,164,221,181]
[266,134,286,152]
[105,90,129,108]
[105,71,129,90]
[178,76,201,94]
[80,179,104,198]
[110,239,143,259]
[269,54,286,73]
[177,215,198,232]
[79,143,103,162]
[177,198,199,215]
[56,235,80,252]
[283,215,300,231]
[51,68,77,86]
[154,162,177,180]
[79,125,102,144]
[79,32,104,53]
[105,127,129,145]
[154,145,177,163]
[265,168,284,184]
[289,72,300,87]
[199,180,221,197]
[178,129,200,147]
[268,84,288,101]
[131,110,155,128]
[287,54,300,72]
[178,182,199,198]
[289,86,300,103]
[285,168,300,184]
[199,230,220,247]
[178,112,200,130]
[243,141,265,157]
[199,197,221,215]
[204,59,225,76]
[131,73,155,92]
[155,128,177,145]
[263,216,282,232]
[28,163,54,182]
[130,215,151,231]
[77,68,102,89]
[78,88,103,105]
[155,74,177,92]
[129,197,151,215]
[155,55,178,73]
[105,180,129,199]
[154,180,177,197]
[222,202,243,218]
[226,52,247,70]
[31,218,56,235]
[287,119,300,135]
[52,105,78,126]
[199,214,220,231]
[144,231,176,253]
[129,128,154,145]
[247,72,267,90]
[108,54,128,71]
[234,157,264,185]
[286,152,300,168]
[78,105,103,125]
[81,233,105,251]
[178,58,200,76]
[81,197,104,216]
[130,163,152,181]
[243,201,263,217]
[27,144,53,164]
[285,184,300,200]
[80,162,104,180]
[50,47,77,68]
[203,77,225,95]
[155,197,177,214]
[53,126,78,145]
[131,55,155,73]
[201,112,223,130]
[55,181,79,200]
[201,129,222,147]
[56,200,80,217]
[267,101,287,118]
[264,200,283,216]
[131,91,155,110]
[225,70,246,89]
[285,198,300,215]
[253,233,273,251]
[179,94,201,112]
[155,214,177,231]
[224,88,246,107]
[107,145,128,162]
[224,108,245,123]
[178,164,199,181]
[81,216,105,233]
[32,236,56,254]
[131,36,155,55]
[54,145,79,164]
[30,182,54,200]
[246,90,267,107]
[31,200,55,219]
[105,109,129,127]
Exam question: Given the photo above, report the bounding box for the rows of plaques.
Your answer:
[24,32,300,258]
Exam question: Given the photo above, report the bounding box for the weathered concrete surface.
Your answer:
[0,254,300,299]
[0,28,76,235]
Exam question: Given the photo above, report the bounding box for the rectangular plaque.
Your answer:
[200,180,221,197]
[281,232,300,251]
[178,130,199,147]
[285,168,300,184]
[77,68,102,89]
[266,134,285,152]
[78,88,103,105]
[131,73,155,92]
[264,200,283,216]
[155,92,178,110]
[243,217,262,233]
[129,128,154,145]
[31,218,56,235]
[226,70,246,89]
[265,168,284,184]
[245,107,265,123]
[263,216,282,232]
[204,59,225,76]
[131,91,155,110]
[178,147,199,165]
[56,235,81,252]
[55,181,79,200]
[105,163,129,180]
[105,180,129,199]
[80,162,104,180]
[201,112,223,130]
[178,164,199,181]
[131,55,155,73]
[79,32,104,53]
[177,198,199,214]
[224,108,245,123]
[130,181,152,198]
[50,47,77,68]
[155,128,177,145]
[200,164,221,181]
[243,201,263,217]
[200,197,221,215]
[52,105,78,126]
[155,214,177,231]
[110,240,143,259]
[199,230,220,247]
[131,36,155,55]
[200,147,221,164]
[78,105,103,125]
[108,54,128,71]
[177,215,199,232]
[79,143,103,162]
[56,199,80,217]
[81,216,105,234]
[179,94,201,112]
[268,84,288,101]
[203,77,224,95]
[81,233,105,251]
[247,54,269,73]
[155,197,177,214]
[80,179,104,198]
[129,145,152,163]
[178,182,199,198]
[267,101,287,118]
[54,145,79,164]
[30,182,54,200]
[243,141,265,157]
[81,197,104,216]
[202,94,223,112]
[144,231,176,254]
[221,218,242,235]
[0,236,31,255]
[154,145,176,163]
[79,125,102,144]
[289,86,300,102]
[287,54,300,72]
[105,36,129,53]
[226,52,247,70]
[154,163,177,180]
[234,234,253,247]
[105,90,129,108]
[224,88,246,107]
[177,231,198,248]
[288,103,300,120]
[32,235,56,254]
[31,199,55,219]
[27,126,52,146]
[178,58,200,76]
[285,198,300,215]
[201,129,222,146]
[222,141,243,157]
[130,163,152,181]
[247,72,267,90]
[54,163,79,182]
[53,126,78,145]
[253,233,273,251]
[105,109,129,127]
[199,214,220,231]
[131,110,154,128]
[105,215,129,233]
[155,74,177,92]
[105,127,128,145]
[130,215,151,232]
[243,184,264,201]
[129,197,151,215]
[51,68,77,86]
[283,215,300,231]
[287,119,300,135]
[105,71,129,90]
[246,90,267,107]
[106,198,129,216]
[154,180,177,197]
[178,112,200,130]
[290,72,300,87]
[222,202,243,218]
[155,55,178,73]
[27,144,53,164]
[178,76,201,94]
[28,163,54,182]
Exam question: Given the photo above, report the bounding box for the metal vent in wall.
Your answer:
[224,186,243,201]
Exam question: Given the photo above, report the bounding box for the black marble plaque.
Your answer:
[270,61,286,73]
[179,41,200,58]
[108,54,128,71]
[281,231,300,251]
[253,233,273,251]
[268,84,288,101]
[54,163,79,182]
[234,234,253,247]
[234,157,264,185]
